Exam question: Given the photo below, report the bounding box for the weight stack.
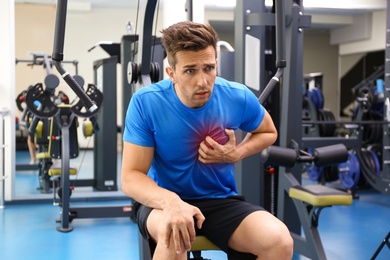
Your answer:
[263,166,279,215]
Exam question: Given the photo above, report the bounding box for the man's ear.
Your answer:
[165,66,175,83]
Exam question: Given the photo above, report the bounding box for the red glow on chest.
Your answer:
[204,128,228,148]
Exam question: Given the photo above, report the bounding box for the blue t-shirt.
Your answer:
[123,77,265,199]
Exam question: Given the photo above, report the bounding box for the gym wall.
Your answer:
[302,33,339,118]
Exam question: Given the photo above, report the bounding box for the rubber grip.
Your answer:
[63,74,96,112]
[28,116,40,136]
[259,78,278,104]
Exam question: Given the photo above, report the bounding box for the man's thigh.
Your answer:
[191,197,264,252]
[228,210,288,254]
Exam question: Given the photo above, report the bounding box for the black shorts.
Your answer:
[134,196,264,259]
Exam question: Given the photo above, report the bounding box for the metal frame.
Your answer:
[383,0,390,179]
[93,56,118,191]
[53,107,132,232]
[234,0,267,206]
[371,0,390,258]
[235,1,337,259]
[0,108,10,209]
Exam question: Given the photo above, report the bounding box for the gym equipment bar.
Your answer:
[261,143,349,168]
[52,0,97,113]
[16,54,79,75]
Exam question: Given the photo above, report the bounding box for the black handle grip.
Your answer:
[62,73,97,112]
[28,115,40,136]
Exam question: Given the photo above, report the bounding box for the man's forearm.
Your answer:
[122,170,180,210]
[235,131,277,162]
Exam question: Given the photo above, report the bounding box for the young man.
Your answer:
[121,21,293,260]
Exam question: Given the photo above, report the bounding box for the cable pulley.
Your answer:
[127,61,160,84]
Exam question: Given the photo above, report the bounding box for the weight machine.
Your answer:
[234,1,354,259]
[370,0,390,258]
[15,53,74,192]
[21,0,136,232]
[15,53,76,172]
[132,0,353,259]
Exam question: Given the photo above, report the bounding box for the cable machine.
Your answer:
[23,0,135,232]
[234,1,355,260]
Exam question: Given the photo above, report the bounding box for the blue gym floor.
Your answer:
[2,150,390,260]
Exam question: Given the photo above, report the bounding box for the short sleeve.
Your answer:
[239,87,265,132]
[123,93,155,147]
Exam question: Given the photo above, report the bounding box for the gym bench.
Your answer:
[262,143,353,260]
[288,180,352,259]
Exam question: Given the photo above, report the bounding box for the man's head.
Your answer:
[161,21,220,108]
[161,21,219,70]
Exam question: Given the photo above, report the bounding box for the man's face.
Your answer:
[166,46,217,108]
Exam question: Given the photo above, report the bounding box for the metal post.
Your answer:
[276,0,304,236]
[93,57,118,191]
[56,108,74,232]
[0,108,9,209]
[382,0,390,183]
[234,0,266,206]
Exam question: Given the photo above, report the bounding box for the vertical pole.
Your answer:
[57,109,73,232]
[234,0,266,206]
[382,0,390,181]
[0,0,16,202]
[93,57,118,191]
[276,0,303,235]
[0,110,8,209]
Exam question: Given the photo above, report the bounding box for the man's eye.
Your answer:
[186,69,194,74]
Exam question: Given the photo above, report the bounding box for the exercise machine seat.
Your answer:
[289,184,353,207]
[48,167,77,176]
[36,152,51,160]
[288,184,353,260]
[191,236,220,251]
[140,232,220,260]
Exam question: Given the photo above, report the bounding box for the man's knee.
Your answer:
[264,223,294,258]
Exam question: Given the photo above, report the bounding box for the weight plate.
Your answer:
[306,163,323,182]
[338,151,360,189]
[25,83,58,118]
[368,150,381,176]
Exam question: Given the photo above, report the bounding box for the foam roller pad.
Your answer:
[313,144,348,167]
[261,146,297,168]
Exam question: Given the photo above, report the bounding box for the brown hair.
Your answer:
[161,21,219,69]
